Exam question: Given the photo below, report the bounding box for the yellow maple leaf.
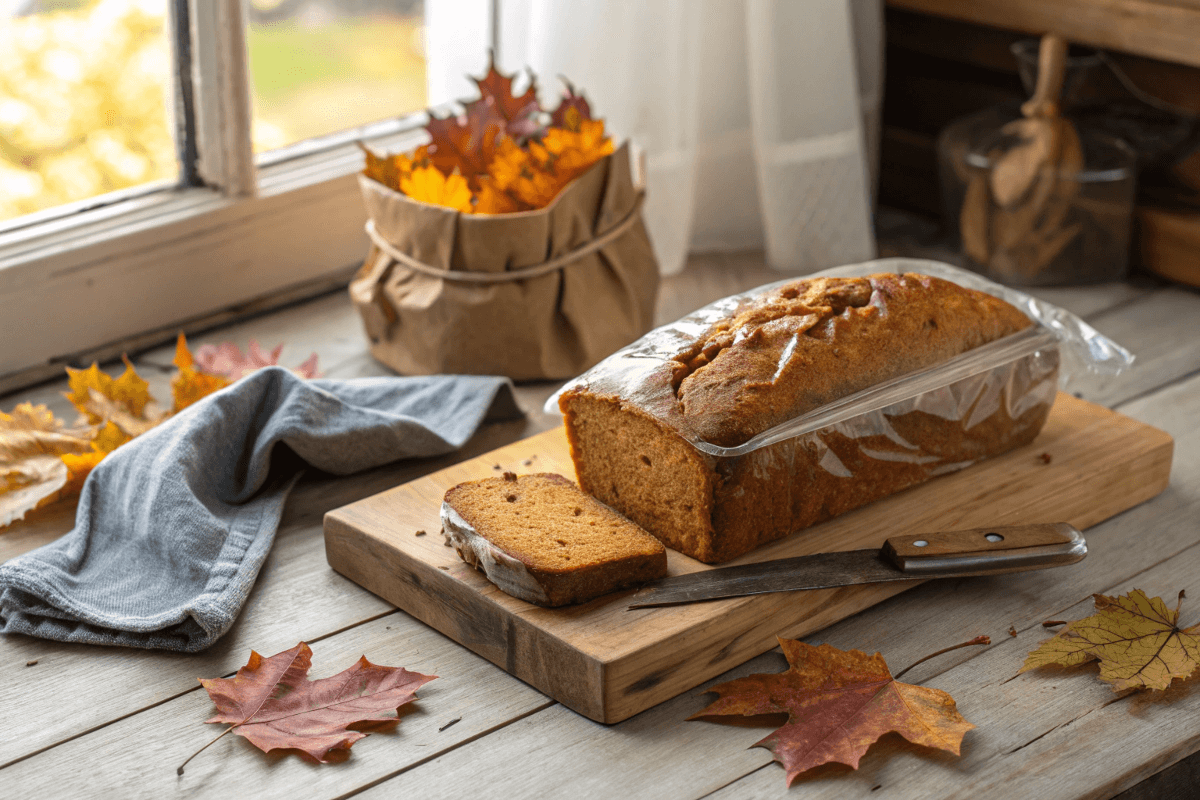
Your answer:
[400,165,473,213]
[171,334,231,413]
[64,357,152,423]
[1020,589,1200,691]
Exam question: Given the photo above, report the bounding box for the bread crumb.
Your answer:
[1039,452,1052,464]
[503,471,518,481]
[1007,625,1017,638]
[26,660,38,667]
[415,530,426,536]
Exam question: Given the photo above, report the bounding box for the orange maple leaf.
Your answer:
[360,143,431,193]
[473,175,525,215]
[180,642,435,773]
[172,334,231,414]
[541,117,614,181]
[1020,589,1200,691]
[401,165,474,213]
[692,637,980,785]
[58,421,131,495]
[487,137,566,209]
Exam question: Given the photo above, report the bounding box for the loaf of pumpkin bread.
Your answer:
[558,273,1058,564]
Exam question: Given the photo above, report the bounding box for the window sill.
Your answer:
[0,124,427,393]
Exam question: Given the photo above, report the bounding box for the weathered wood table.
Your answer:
[2,247,1199,799]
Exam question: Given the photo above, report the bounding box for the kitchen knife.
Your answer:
[627,522,1086,609]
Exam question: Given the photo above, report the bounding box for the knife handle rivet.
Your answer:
[985,533,1005,543]
[913,540,928,547]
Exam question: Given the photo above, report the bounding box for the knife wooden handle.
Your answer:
[883,523,1082,571]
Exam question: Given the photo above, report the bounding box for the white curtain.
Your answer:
[426,0,883,276]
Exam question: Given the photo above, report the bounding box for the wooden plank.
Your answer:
[325,394,1173,723]
[887,0,1200,70]
[0,258,1177,786]
[364,371,1199,800]
[0,255,1168,760]
[1070,287,1200,407]
[0,613,553,798]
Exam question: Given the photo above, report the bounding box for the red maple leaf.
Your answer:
[550,77,594,130]
[473,52,539,126]
[181,642,435,772]
[691,637,980,785]
[425,102,506,183]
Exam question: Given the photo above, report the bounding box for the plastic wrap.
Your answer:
[546,259,1134,563]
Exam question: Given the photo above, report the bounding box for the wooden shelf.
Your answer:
[888,0,1200,69]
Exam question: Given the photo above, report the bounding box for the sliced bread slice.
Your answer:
[441,472,667,607]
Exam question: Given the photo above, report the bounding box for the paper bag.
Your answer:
[349,142,659,380]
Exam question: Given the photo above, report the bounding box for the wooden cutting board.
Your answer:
[324,393,1173,724]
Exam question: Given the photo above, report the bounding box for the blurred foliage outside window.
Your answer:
[0,0,174,222]
[0,0,428,224]
[248,0,427,152]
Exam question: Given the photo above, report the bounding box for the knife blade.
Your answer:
[627,522,1087,609]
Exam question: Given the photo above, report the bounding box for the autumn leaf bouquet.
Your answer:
[352,57,659,381]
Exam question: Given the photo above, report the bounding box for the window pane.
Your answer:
[0,0,176,223]
[247,0,428,153]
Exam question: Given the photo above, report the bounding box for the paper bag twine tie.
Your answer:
[363,193,646,284]
[351,141,660,380]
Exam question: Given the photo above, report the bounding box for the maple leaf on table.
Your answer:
[181,642,435,773]
[0,403,94,526]
[1021,589,1200,691]
[691,637,977,786]
[172,334,232,414]
[194,339,320,381]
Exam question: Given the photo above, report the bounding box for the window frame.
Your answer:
[0,0,491,393]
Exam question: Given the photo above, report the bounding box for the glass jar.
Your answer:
[937,104,1137,286]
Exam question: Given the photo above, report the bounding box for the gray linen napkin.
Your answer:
[0,367,519,652]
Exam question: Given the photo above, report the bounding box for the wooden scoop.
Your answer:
[990,34,1077,209]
